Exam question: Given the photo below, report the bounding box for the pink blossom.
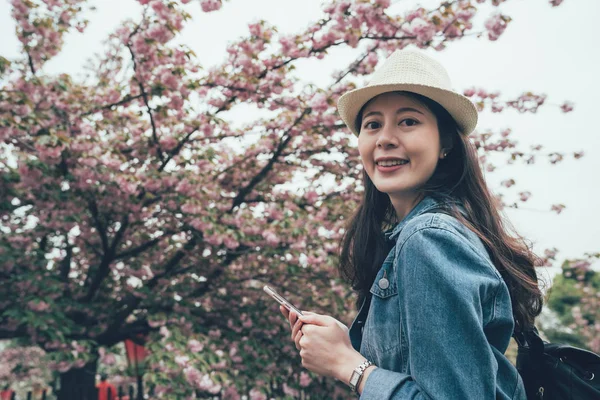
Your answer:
[463,87,476,97]
[491,103,504,113]
[175,179,192,194]
[309,93,329,113]
[477,88,488,98]
[189,218,209,231]
[175,355,190,367]
[248,388,267,400]
[222,385,241,400]
[170,94,184,110]
[374,0,391,7]
[242,318,252,328]
[248,23,263,37]
[187,339,204,353]
[518,191,531,202]
[406,18,435,43]
[183,366,202,386]
[299,371,311,387]
[560,101,574,113]
[159,326,171,338]
[405,7,427,23]
[204,233,224,246]
[208,329,221,338]
[150,1,168,17]
[223,236,239,249]
[159,70,179,90]
[181,203,202,214]
[305,190,319,203]
[28,300,50,312]
[200,0,222,12]
[484,14,508,41]
[262,231,279,246]
[147,24,174,44]
[204,377,222,394]
[283,383,299,397]
[159,136,178,150]
[544,248,558,260]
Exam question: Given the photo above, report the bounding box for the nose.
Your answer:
[376,125,398,149]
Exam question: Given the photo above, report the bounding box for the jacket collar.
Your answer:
[385,196,447,242]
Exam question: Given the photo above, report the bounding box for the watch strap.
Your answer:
[349,359,373,393]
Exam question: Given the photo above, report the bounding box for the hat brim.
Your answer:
[337,83,478,136]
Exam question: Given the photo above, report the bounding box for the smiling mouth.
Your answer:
[376,159,409,167]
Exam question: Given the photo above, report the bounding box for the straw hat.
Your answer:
[337,50,478,136]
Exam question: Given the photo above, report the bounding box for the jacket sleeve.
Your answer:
[360,226,503,400]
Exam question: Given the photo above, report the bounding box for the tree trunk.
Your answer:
[57,358,98,400]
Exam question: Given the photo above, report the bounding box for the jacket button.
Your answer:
[378,278,390,289]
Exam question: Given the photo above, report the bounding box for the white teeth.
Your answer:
[377,160,408,167]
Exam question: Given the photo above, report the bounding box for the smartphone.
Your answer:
[263,285,304,316]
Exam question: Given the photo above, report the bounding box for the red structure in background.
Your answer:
[124,334,148,400]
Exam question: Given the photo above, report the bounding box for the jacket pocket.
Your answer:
[362,263,405,371]
[369,263,398,298]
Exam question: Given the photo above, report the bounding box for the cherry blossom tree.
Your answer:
[542,253,600,353]
[0,344,54,397]
[1,0,593,399]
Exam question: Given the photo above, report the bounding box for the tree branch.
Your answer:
[114,231,173,261]
[80,94,145,116]
[59,240,73,297]
[158,127,199,172]
[126,44,165,163]
[229,108,311,211]
[88,199,109,254]
[26,51,36,75]
[82,215,129,303]
[98,233,200,341]
[97,319,157,347]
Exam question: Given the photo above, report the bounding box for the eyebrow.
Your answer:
[363,107,425,119]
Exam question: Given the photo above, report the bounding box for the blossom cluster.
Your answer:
[10,0,89,73]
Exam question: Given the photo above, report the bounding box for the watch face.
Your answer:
[349,371,360,386]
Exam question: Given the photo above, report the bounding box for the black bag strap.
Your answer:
[513,326,545,358]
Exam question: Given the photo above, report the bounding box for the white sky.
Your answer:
[1,0,599,281]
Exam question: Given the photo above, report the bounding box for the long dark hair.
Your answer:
[339,92,543,332]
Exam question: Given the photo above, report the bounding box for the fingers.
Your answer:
[280,305,290,320]
[281,306,300,330]
[294,326,303,350]
[298,312,328,327]
[288,310,298,326]
[291,318,303,340]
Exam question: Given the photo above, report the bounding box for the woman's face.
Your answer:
[357,92,445,204]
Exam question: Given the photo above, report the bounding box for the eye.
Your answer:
[400,118,419,127]
[364,120,381,130]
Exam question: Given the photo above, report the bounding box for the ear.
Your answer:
[440,149,448,159]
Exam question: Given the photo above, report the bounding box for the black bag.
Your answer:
[513,328,600,399]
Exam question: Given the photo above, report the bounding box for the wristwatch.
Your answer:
[348,359,373,393]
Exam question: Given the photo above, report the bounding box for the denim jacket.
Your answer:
[348,196,526,400]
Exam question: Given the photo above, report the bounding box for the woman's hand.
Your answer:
[280,305,305,350]
[279,306,365,382]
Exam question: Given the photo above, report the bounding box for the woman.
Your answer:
[281,50,542,399]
